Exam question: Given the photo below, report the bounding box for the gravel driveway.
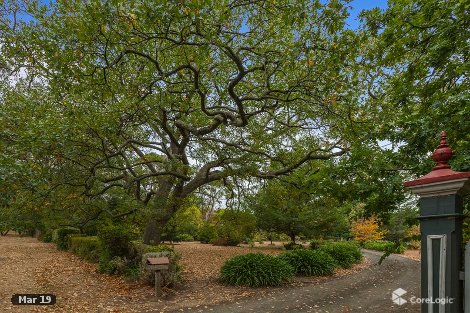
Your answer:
[206,250,420,313]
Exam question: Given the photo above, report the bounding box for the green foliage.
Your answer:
[128,242,177,278]
[0,0,371,245]
[198,222,217,244]
[283,242,305,250]
[361,0,469,177]
[317,242,362,269]
[174,233,194,242]
[213,210,257,246]
[164,205,202,242]
[220,253,294,287]
[133,242,175,255]
[279,249,336,276]
[52,227,81,250]
[251,170,350,243]
[97,225,133,273]
[97,225,132,258]
[309,239,334,250]
[363,240,405,254]
[385,207,419,242]
[68,236,101,263]
[38,229,53,243]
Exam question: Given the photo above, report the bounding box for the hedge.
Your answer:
[68,236,101,263]
[52,227,81,250]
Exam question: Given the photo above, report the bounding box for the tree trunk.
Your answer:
[143,220,164,245]
[289,232,296,244]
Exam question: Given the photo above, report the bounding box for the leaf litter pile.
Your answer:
[0,235,369,312]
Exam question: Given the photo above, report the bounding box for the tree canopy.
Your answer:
[1,0,376,243]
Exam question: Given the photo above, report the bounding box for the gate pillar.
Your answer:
[404,131,470,313]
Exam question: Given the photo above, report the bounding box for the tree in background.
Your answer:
[384,207,419,243]
[0,0,373,244]
[212,209,257,246]
[164,204,203,242]
[251,167,349,243]
[351,216,385,244]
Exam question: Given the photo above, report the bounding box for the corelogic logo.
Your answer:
[391,288,454,306]
[392,288,408,305]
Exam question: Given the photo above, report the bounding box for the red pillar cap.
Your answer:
[404,131,470,187]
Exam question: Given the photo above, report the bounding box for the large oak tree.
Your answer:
[1,0,373,243]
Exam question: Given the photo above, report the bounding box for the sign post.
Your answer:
[404,131,470,313]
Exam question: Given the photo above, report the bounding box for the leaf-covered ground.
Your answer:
[0,234,369,312]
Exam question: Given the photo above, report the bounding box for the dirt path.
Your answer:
[207,249,420,313]
[0,234,155,313]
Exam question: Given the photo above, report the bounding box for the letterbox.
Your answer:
[146,257,170,271]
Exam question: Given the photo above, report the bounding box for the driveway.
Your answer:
[207,250,420,313]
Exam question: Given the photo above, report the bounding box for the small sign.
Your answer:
[11,294,56,305]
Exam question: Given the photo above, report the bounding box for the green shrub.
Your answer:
[363,240,405,254]
[127,242,176,272]
[309,239,334,250]
[198,222,217,244]
[175,233,194,242]
[98,225,131,258]
[220,253,294,287]
[283,242,304,250]
[318,242,362,268]
[279,249,337,276]
[130,242,175,259]
[68,236,101,263]
[97,225,133,273]
[39,229,53,243]
[52,227,81,250]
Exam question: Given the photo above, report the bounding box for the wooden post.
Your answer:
[155,271,162,297]
[146,257,170,298]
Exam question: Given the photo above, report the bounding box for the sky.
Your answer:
[20,0,389,28]
[346,0,388,29]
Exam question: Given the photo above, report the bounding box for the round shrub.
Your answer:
[220,253,294,287]
[318,242,362,268]
[279,249,337,276]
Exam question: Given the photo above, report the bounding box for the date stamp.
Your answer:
[11,294,56,305]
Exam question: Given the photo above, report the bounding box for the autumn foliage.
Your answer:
[351,216,385,243]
